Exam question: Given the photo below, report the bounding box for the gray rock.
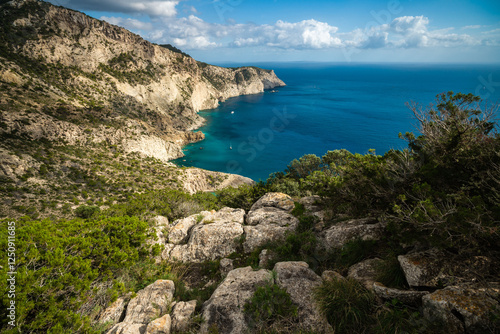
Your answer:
[258,249,275,269]
[245,207,298,226]
[200,266,272,334]
[318,218,385,250]
[250,192,295,212]
[106,323,147,334]
[243,224,296,254]
[169,208,244,246]
[168,215,198,245]
[145,314,171,334]
[243,207,298,253]
[152,216,169,227]
[298,195,323,212]
[373,282,429,305]
[398,249,446,288]
[123,280,175,324]
[171,300,197,332]
[165,221,244,263]
[347,258,383,291]
[321,270,345,282]
[219,258,234,278]
[273,262,334,333]
[162,207,246,263]
[99,294,131,327]
[422,283,500,334]
[200,207,245,225]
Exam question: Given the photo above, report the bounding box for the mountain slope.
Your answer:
[0,0,284,218]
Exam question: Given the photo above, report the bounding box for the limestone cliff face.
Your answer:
[0,0,285,162]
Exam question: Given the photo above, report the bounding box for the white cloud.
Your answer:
[95,7,485,52]
[390,16,429,35]
[56,0,179,18]
[463,25,482,29]
[100,16,153,31]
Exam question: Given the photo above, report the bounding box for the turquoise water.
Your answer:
[173,63,500,181]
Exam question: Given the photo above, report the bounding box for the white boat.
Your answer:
[231,111,234,114]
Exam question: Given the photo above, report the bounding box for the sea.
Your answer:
[173,63,500,181]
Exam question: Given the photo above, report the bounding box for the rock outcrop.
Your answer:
[422,283,500,334]
[243,206,299,253]
[163,208,245,262]
[200,266,272,334]
[273,262,334,333]
[250,192,295,212]
[170,301,197,333]
[161,193,301,262]
[318,218,385,250]
[123,280,175,324]
[347,258,384,291]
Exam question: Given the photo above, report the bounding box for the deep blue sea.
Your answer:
[173,63,500,181]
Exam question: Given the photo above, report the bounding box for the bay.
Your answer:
[173,63,500,181]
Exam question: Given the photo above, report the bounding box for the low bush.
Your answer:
[244,279,298,333]
[314,278,376,333]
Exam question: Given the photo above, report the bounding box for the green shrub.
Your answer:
[315,278,376,333]
[75,204,100,219]
[0,216,153,333]
[244,281,298,332]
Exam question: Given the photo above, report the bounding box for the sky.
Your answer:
[46,0,500,64]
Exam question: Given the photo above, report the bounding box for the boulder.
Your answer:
[145,314,171,334]
[106,323,147,334]
[200,207,245,225]
[258,249,275,269]
[422,283,500,334]
[162,208,246,263]
[99,294,131,327]
[169,208,244,246]
[200,266,272,334]
[168,215,198,245]
[165,221,244,263]
[273,262,333,333]
[123,280,175,324]
[321,270,345,282]
[171,300,197,332]
[245,207,298,226]
[373,282,429,305]
[250,192,295,212]
[243,207,298,253]
[347,258,383,291]
[219,258,234,277]
[399,251,496,288]
[398,249,446,288]
[318,218,385,250]
[152,216,169,226]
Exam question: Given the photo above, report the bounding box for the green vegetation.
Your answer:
[0,216,155,333]
[315,278,376,333]
[263,92,499,254]
[244,278,298,333]
[0,4,498,329]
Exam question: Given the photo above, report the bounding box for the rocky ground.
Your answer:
[96,192,500,334]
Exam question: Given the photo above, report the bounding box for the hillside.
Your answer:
[0,1,499,334]
[0,0,284,219]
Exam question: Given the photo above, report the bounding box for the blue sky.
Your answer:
[47,0,500,63]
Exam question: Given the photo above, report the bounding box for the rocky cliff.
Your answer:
[0,0,284,162]
[0,0,283,218]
